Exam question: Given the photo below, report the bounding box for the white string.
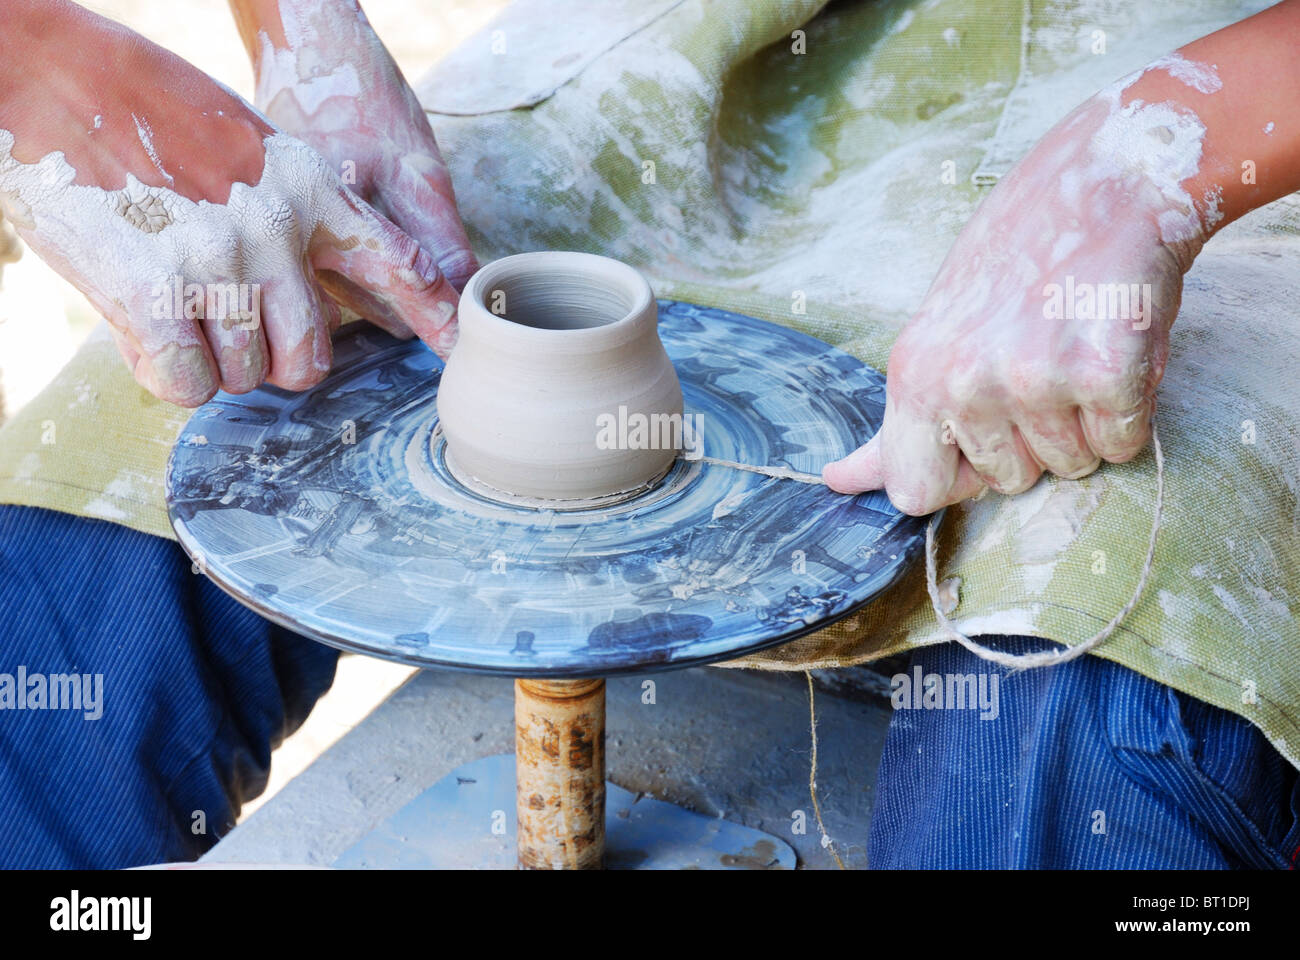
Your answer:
[688,455,826,484]
[804,672,846,869]
[924,420,1164,670]
[697,418,1165,669]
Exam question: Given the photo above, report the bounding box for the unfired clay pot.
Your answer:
[436,251,684,503]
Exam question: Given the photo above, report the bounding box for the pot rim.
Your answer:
[459,251,655,349]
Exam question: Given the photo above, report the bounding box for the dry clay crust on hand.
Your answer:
[0,129,459,406]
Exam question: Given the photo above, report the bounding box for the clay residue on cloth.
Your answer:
[2,0,1298,769]
[415,0,1300,769]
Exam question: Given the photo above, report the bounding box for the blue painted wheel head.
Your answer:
[166,301,932,676]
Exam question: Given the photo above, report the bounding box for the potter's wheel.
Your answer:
[166,300,931,676]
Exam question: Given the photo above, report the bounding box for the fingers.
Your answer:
[117,313,219,408]
[200,292,270,395]
[876,409,961,515]
[314,269,416,341]
[950,455,988,506]
[823,434,884,493]
[378,170,478,291]
[826,402,1134,513]
[320,284,344,333]
[826,409,984,514]
[1017,408,1100,479]
[310,184,460,357]
[259,270,334,392]
[947,418,1042,495]
[1080,397,1154,463]
[833,402,1145,515]
[106,326,141,376]
[107,273,326,400]
[870,406,985,515]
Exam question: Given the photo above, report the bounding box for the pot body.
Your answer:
[437,251,683,501]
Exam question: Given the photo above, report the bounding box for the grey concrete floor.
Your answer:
[205,665,895,869]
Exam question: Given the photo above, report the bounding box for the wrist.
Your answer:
[1004,90,1209,273]
[1084,85,1211,272]
[1121,2,1300,242]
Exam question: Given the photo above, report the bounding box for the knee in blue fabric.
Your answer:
[0,506,339,868]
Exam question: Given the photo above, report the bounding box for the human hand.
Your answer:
[0,0,460,406]
[231,0,477,353]
[827,0,1300,517]
[823,84,1205,514]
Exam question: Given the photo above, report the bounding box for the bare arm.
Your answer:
[228,0,477,354]
[0,0,463,404]
[825,1,1300,511]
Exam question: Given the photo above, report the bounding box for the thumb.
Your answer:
[823,434,884,494]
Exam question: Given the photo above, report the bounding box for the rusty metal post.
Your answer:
[514,677,606,869]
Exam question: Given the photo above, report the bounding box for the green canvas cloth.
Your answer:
[2,0,1297,766]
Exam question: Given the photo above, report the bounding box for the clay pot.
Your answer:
[436,252,683,503]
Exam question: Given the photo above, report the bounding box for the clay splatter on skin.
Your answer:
[0,127,457,404]
[250,0,476,290]
[1087,86,1209,252]
[1145,52,1223,95]
[1202,185,1225,229]
[254,7,363,119]
[821,49,1222,517]
[132,114,173,185]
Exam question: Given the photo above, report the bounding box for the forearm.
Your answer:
[227,0,413,132]
[229,0,316,67]
[1124,0,1300,238]
[1,0,267,200]
[228,0,387,75]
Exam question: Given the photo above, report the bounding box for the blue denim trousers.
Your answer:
[0,506,338,868]
[1,505,1296,868]
[869,636,1300,868]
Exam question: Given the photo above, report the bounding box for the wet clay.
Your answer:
[436,252,684,502]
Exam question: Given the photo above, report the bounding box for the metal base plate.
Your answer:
[332,754,796,870]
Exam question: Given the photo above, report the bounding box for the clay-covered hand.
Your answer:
[0,0,461,407]
[824,73,1213,515]
[231,0,478,347]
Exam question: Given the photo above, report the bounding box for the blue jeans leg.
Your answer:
[868,636,1300,868]
[0,505,340,868]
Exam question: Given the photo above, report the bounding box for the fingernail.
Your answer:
[150,344,218,407]
[412,247,443,287]
[821,460,848,491]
